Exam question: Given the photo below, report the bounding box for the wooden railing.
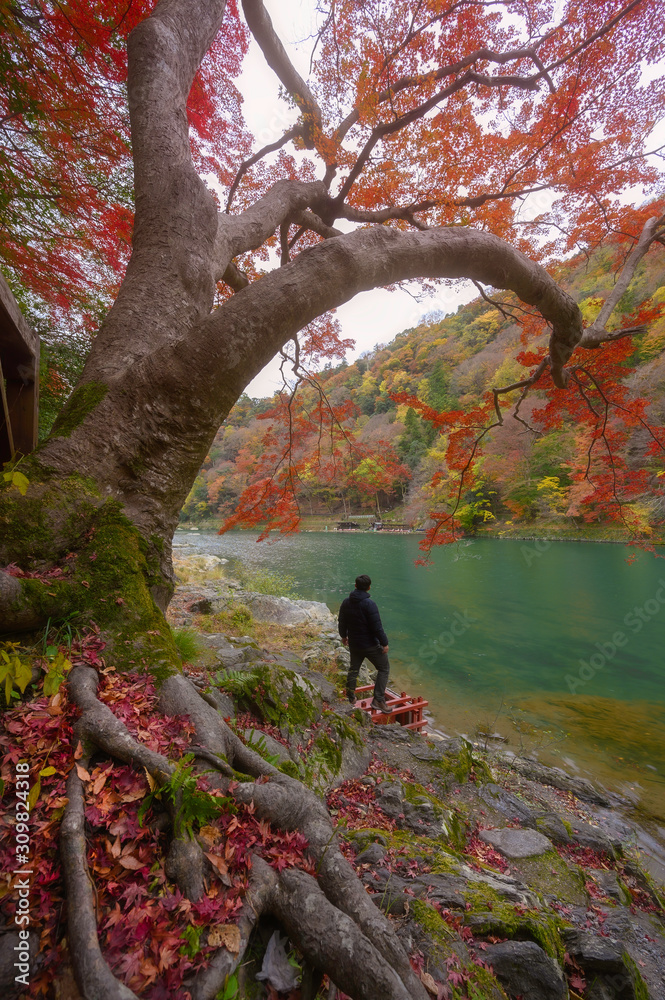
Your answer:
[0,273,39,465]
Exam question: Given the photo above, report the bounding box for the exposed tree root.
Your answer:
[68,666,208,900]
[160,672,430,1000]
[60,752,140,1000]
[258,857,417,1000]
[61,665,429,999]
[190,866,274,1000]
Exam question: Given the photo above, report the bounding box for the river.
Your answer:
[174,529,665,821]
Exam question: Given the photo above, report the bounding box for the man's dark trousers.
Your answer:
[348,644,389,701]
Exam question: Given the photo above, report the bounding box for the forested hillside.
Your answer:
[182,241,665,538]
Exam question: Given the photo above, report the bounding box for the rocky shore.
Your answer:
[167,554,665,1000]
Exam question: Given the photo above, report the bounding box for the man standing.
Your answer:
[338,574,390,712]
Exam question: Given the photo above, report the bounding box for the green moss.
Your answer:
[324,711,366,749]
[409,900,509,1000]
[623,953,651,1000]
[410,898,457,945]
[506,850,588,908]
[431,847,464,875]
[277,760,301,779]
[462,894,567,963]
[431,738,492,788]
[51,381,108,438]
[464,965,509,1000]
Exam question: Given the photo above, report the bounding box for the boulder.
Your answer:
[479,827,553,859]
[242,594,335,627]
[535,812,572,844]
[478,782,537,826]
[504,755,614,806]
[569,819,616,856]
[562,929,626,975]
[175,554,226,572]
[355,842,387,865]
[483,940,567,1000]
[374,779,457,841]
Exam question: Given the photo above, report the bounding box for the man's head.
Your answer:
[355,574,371,591]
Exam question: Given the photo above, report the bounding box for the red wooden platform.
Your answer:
[355,684,428,731]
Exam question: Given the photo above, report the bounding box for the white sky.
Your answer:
[232,2,477,396]
[234,2,665,398]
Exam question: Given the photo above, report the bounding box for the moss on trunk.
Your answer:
[1,466,179,677]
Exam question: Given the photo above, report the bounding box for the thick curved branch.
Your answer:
[127,0,227,201]
[197,225,583,394]
[241,0,322,141]
[222,261,250,292]
[215,179,328,280]
[339,200,437,227]
[580,215,665,347]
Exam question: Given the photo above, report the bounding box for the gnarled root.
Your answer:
[261,858,416,1000]
[62,665,428,1000]
[68,665,208,900]
[190,864,274,1000]
[160,672,429,1000]
[60,754,140,1000]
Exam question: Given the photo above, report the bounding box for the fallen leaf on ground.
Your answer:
[421,971,438,995]
[208,924,241,952]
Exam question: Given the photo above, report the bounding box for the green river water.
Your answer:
[174,530,665,821]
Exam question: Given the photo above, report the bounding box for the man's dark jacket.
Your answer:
[338,589,388,648]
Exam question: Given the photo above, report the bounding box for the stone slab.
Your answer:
[479,827,553,859]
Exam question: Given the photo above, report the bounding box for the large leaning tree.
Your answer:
[1,0,664,996]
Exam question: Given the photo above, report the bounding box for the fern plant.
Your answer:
[138,754,235,838]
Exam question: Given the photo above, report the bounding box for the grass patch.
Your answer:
[171,627,204,664]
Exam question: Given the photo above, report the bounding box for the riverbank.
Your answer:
[177,518,665,545]
[167,554,665,1000]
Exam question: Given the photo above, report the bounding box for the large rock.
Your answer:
[562,929,626,975]
[478,782,537,826]
[479,827,553,859]
[504,755,614,806]
[568,819,617,856]
[535,812,572,844]
[242,594,335,627]
[483,940,567,1000]
[375,779,454,840]
[175,554,227,572]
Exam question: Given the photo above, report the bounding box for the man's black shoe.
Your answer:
[346,689,357,705]
[371,697,389,713]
